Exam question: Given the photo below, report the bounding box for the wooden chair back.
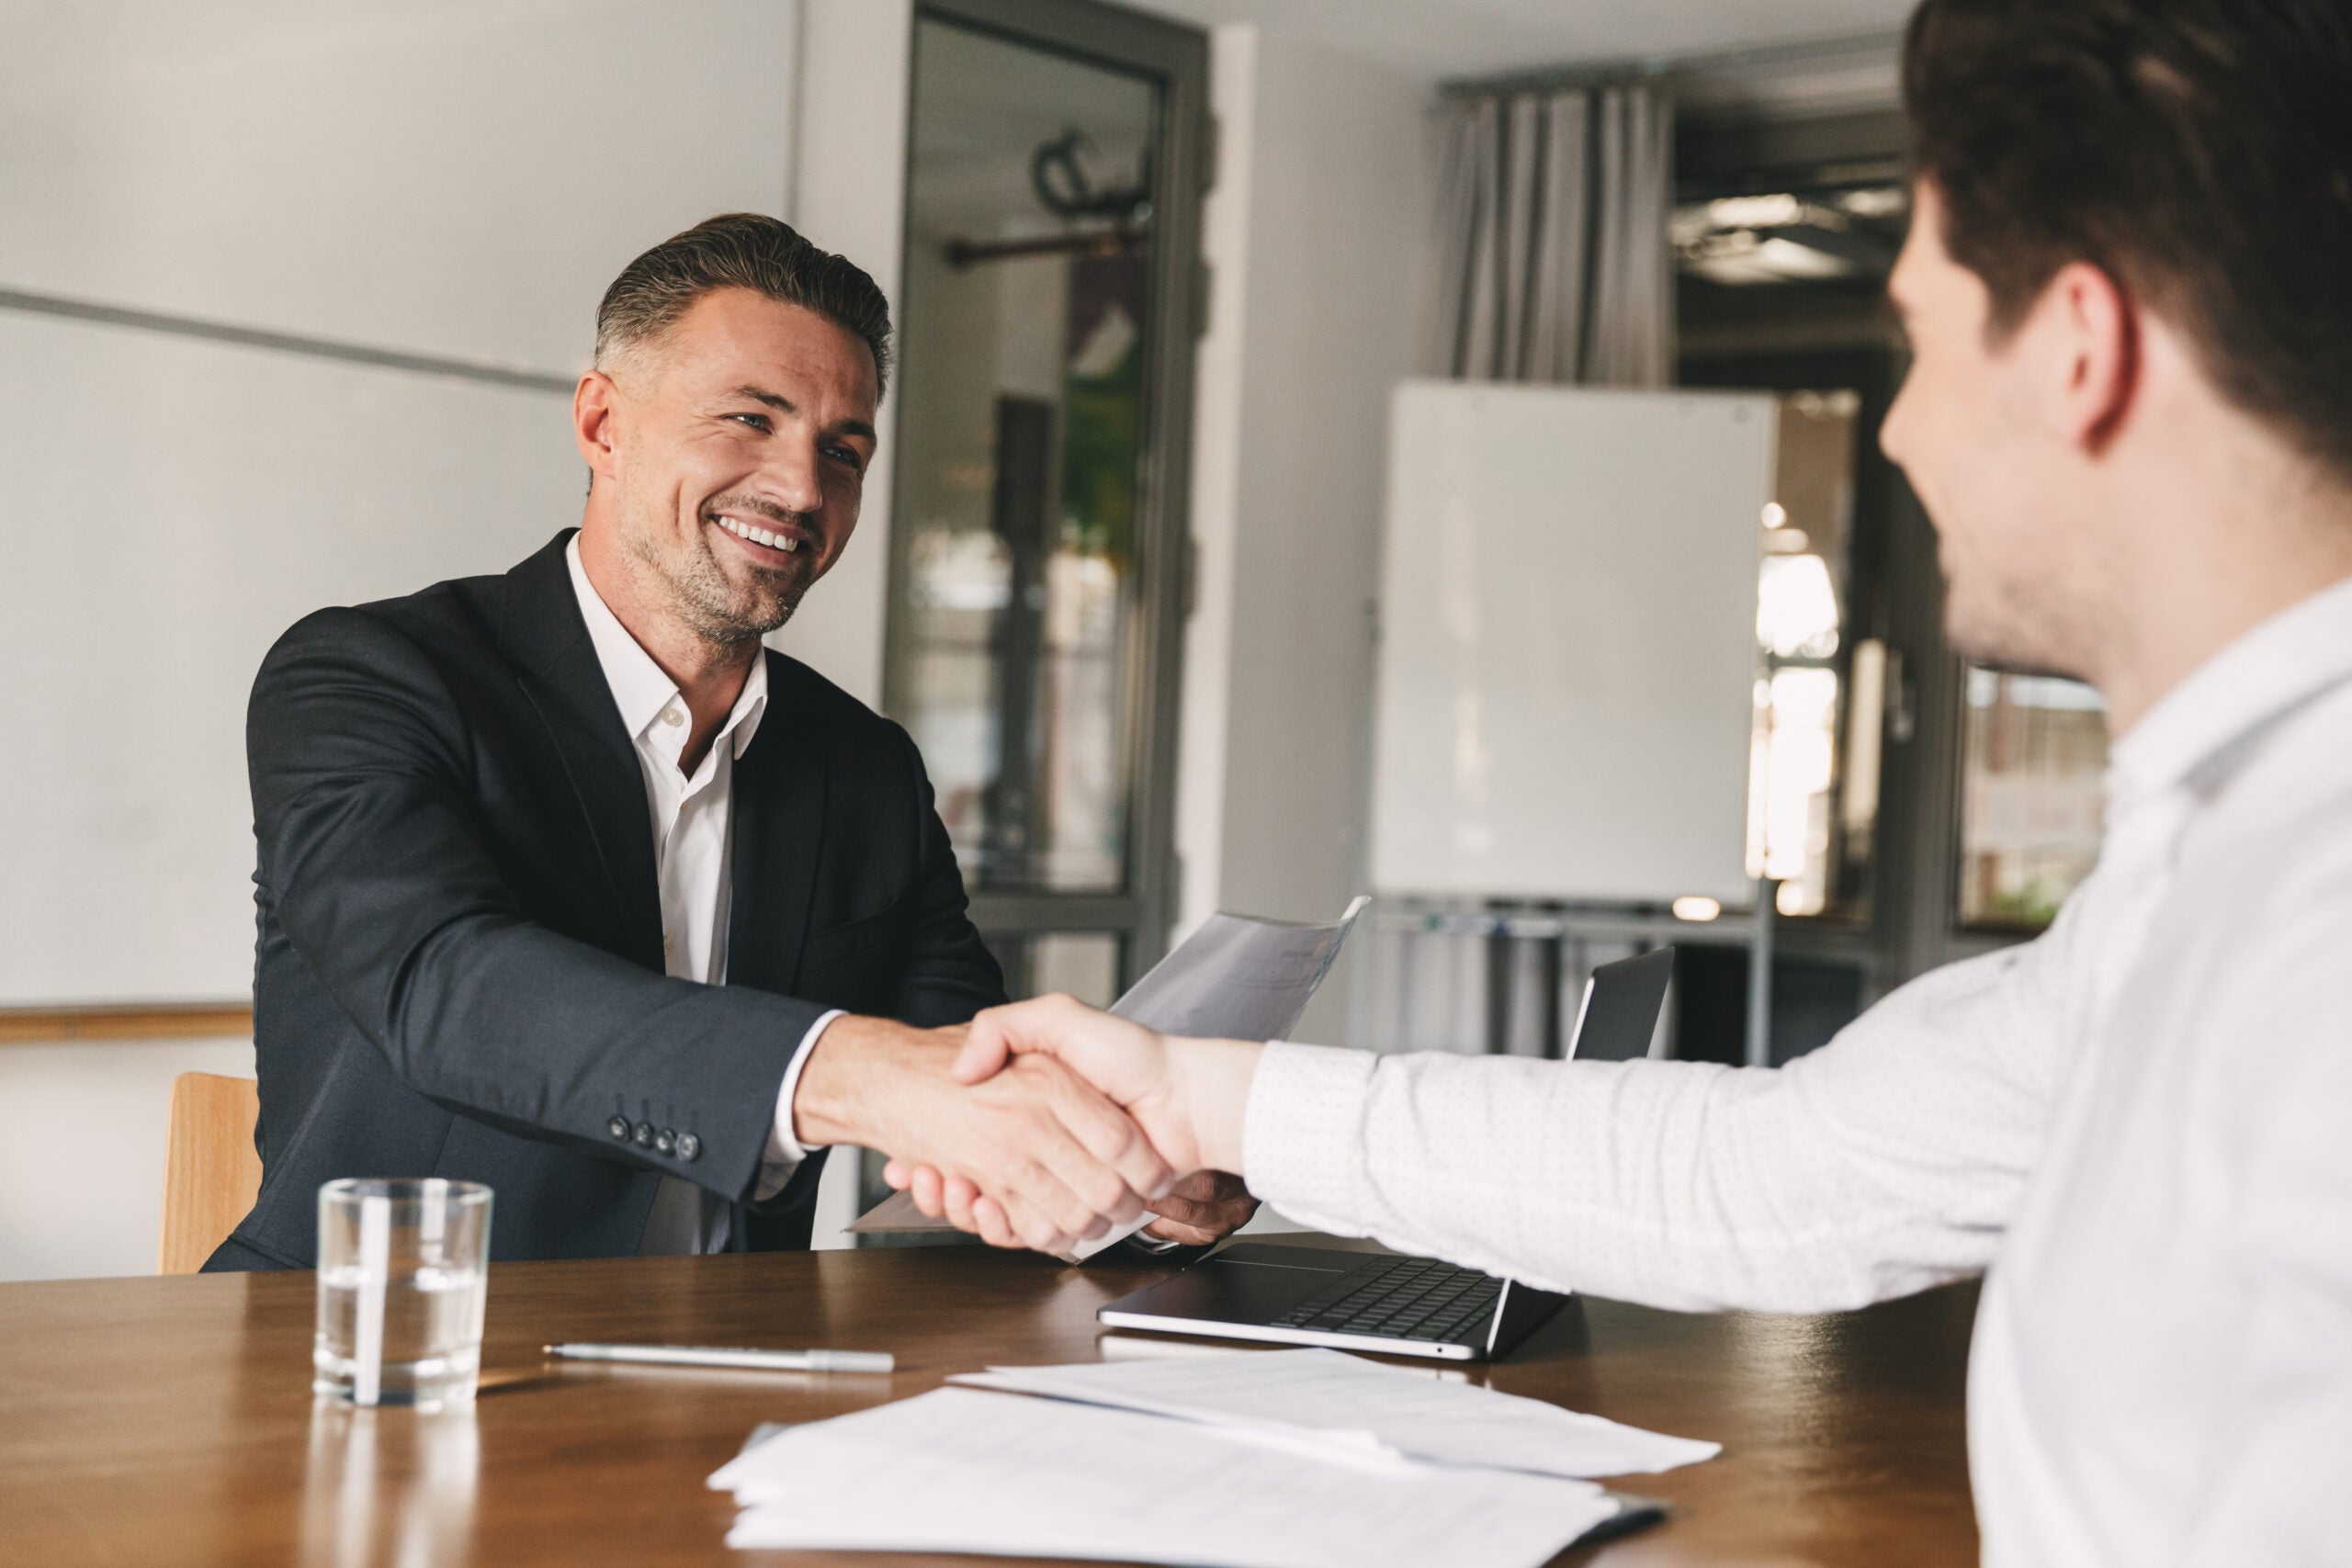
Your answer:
[158,1073,264,1275]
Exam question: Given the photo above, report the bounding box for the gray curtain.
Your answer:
[1431,83,1675,387]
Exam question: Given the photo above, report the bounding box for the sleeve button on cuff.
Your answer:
[632,1121,655,1148]
[675,1133,701,1162]
[653,1129,676,1156]
[605,1115,630,1141]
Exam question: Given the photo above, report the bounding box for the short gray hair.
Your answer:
[594,212,892,394]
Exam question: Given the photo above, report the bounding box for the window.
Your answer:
[1747,389,1872,919]
[1956,670,2107,931]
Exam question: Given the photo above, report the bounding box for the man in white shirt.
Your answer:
[892,0,2352,1559]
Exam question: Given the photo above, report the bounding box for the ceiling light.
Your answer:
[1836,186,1908,219]
[1707,194,1804,229]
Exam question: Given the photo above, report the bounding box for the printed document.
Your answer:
[710,1384,1620,1568]
[953,1347,1719,1478]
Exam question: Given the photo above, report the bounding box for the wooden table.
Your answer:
[0,1239,1980,1566]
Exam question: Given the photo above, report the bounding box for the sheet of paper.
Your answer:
[850,898,1370,1257]
[1102,897,1369,1038]
[951,1347,1719,1478]
[710,1385,1618,1568]
[842,1187,958,1235]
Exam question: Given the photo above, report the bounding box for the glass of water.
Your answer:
[315,1179,492,1410]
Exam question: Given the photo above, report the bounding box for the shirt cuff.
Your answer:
[758,1008,845,1200]
[1241,1040,1380,1227]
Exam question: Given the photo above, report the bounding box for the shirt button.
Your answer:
[675,1132,701,1162]
[661,706,684,727]
[606,1115,630,1141]
[632,1121,655,1148]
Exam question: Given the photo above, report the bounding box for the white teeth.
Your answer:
[716,515,803,555]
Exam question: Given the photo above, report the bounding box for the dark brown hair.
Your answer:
[1903,0,2352,475]
[594,212,893,394]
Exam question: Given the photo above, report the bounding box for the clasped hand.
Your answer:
[791,1013,1171,1256]
[877,997,1265,1252]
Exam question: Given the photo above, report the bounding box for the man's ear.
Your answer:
[2044,260,2140,455]
[573,369,623,488]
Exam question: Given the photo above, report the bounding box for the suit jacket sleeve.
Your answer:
[249,606,825,1205]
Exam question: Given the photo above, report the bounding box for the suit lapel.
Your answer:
[727,650,830,994]
[500,532,665,972]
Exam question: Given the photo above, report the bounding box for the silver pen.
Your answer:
[546,1341,895,1373]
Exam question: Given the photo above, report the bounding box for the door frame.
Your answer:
[895,0,1210,985]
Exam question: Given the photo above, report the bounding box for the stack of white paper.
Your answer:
[951,1347,1720,1478]
[709,1385,1623,1568]
[708,1348,1723,1564]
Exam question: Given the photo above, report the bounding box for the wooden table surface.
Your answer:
[0,1238,1980,1566]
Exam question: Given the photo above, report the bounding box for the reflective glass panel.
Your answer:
[1743,389,1870,919]
[888,19,1160,893]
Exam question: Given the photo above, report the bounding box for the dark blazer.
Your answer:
[205,530,1003,1269]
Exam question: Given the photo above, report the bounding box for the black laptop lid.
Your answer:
[1566,948,1674,1062]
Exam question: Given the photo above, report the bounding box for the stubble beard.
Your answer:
[620,502,810,651]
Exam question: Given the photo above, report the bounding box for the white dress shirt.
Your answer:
[565,537,835,1254]
[1246,575,2352,1566]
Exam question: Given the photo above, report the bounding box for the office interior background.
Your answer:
[0,0,2104,1282]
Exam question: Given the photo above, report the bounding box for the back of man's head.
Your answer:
[594,212,893,395]
[1904,0,2352,480]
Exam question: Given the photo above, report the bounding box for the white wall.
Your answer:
[1,0,801,378]
[1175,25,1436,1043]
[0,1037,255,1281]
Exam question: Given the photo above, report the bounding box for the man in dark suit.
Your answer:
[209,214,1249,1269]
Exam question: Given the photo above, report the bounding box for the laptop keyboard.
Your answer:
[1268,1256,1504,1345]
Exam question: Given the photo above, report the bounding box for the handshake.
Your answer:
[795,999,1269,1257]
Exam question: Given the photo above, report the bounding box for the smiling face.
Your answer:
[579,286,879,649]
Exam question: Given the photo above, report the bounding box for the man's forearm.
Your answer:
[1240,1041,2004,1314]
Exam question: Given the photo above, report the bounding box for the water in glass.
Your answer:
[314,1178,492,1410]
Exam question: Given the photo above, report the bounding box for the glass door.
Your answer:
[888,0,1207,999]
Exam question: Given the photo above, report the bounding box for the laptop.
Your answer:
[1098,947,1675,1361]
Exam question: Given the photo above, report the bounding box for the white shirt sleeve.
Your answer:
[1242,917,2084,1314]
[754,1008,845,1201]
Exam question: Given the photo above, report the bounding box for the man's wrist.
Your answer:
[769,1010,847,1164]
[791,1014,930,1150]
[1171,1037,1264,1176]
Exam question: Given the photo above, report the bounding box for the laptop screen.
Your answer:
[1564,948,1674,1062]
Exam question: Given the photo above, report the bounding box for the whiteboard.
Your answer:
[0,311,579,1006]
[1369,380,1774,906]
